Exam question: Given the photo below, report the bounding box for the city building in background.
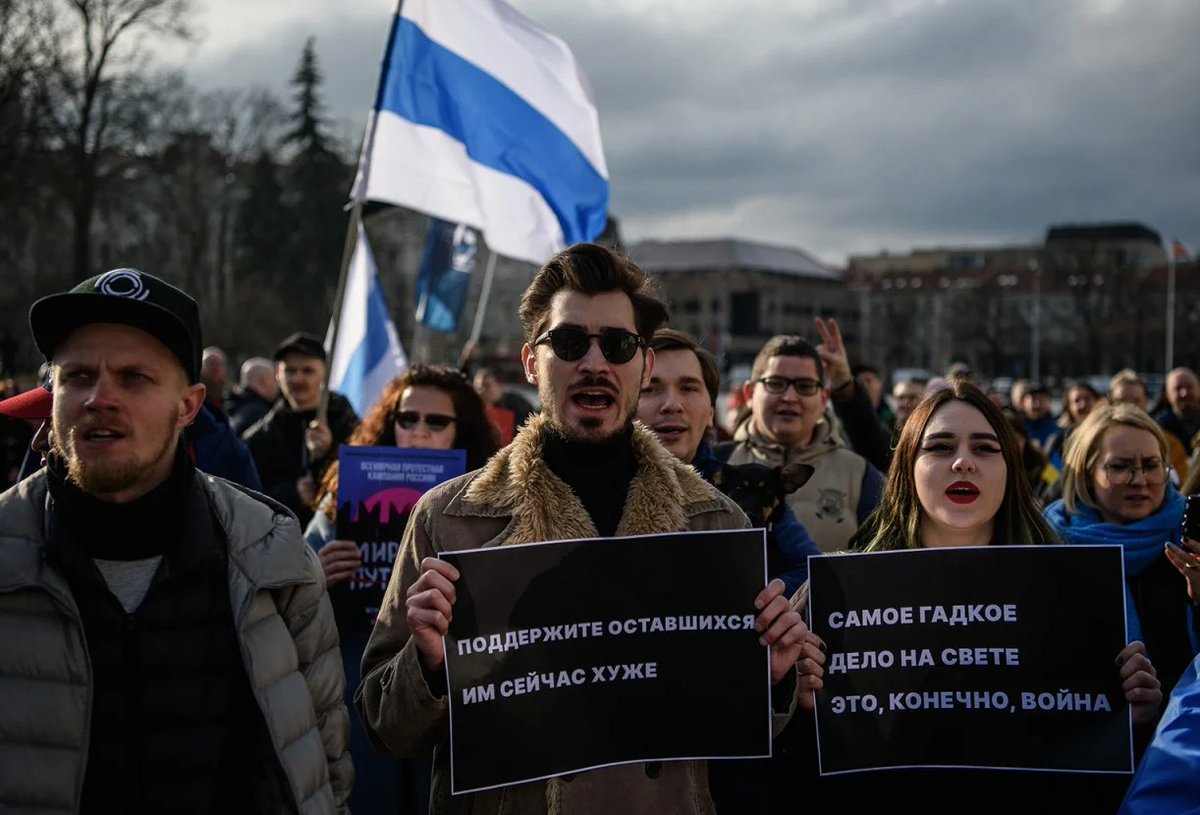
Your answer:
[848,222,1196,386]
[628,238,854,377]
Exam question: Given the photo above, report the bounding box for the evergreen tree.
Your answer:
[232,148,294,288]
[284,37,330,155]
[280,37,350,331]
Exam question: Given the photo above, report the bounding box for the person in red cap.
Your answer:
[0,383,52,484]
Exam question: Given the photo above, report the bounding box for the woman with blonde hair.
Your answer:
[1045,402,1200,696]
[785,382,1160,812]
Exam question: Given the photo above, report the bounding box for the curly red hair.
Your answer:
[315,364,500,519]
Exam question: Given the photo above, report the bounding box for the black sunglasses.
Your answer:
[533,326,645,364]
[394,411,456,432]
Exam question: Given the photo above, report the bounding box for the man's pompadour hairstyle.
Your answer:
[519,243,669,344]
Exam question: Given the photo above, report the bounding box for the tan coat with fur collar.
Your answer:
[357,415,795,814]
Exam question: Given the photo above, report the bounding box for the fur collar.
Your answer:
[459,414,726,544]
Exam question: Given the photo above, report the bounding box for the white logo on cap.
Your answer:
[94,269,149,301]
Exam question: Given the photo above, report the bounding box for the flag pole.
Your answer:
[466,247,499,351]
[319,200,364,424]
[1166,240,1177,374]
[321,0,403,421]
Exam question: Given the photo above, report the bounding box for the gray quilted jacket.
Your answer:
[0,469,353,814]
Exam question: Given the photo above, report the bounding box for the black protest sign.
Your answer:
[440,529,770,795]
[808,545,1131,775]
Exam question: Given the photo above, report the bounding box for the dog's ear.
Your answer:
[710,465,729,488]
[779,462,815,494]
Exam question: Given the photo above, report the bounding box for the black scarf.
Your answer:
[542,423,638,537]
[46,441,192,561]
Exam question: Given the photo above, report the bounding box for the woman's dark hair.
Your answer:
[861,380,1059,552]
[316,364,500,518]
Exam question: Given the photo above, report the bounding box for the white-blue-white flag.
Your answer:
[326,225,408,416]
[351,0,608,265]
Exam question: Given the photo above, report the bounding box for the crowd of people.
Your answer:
[1,245,1199,813]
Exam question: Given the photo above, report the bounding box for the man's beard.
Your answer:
[544,381,640,445]
[55,408,181,495]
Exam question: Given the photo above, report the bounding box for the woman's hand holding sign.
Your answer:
[755,578,810,685]
[407,557,460,671]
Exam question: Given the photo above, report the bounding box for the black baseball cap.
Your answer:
[29,269,202,382]
[273,332,327,362]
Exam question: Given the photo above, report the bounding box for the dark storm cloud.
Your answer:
[176,0,1199,261]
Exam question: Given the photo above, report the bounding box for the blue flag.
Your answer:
[415,219,478,334]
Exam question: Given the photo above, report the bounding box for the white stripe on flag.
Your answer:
[400,0,607,178]
[363,113,566,265]
[327,225,408,416]
[353,0,608,265]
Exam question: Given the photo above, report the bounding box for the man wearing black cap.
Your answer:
[0,268,352,812]
[243,331,359,527]
[1020,381,1059,447]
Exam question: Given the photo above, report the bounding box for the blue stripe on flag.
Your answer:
[378,18,608,245]
[341,275,397,415]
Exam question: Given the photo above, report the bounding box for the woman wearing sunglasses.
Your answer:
[304,364,499,813]
[786,382,1161,812]
[1045,403,1200,697]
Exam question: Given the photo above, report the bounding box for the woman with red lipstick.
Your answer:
[1045,403,1200,698]
[779,382,1161,814]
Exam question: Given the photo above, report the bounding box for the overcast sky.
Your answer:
[155,0,1199,265]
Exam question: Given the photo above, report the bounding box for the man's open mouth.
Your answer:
[571,389,616,410]
[82,428,126,441]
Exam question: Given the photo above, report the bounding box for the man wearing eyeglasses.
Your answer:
[725,334,884,552]
[358,243,811,813]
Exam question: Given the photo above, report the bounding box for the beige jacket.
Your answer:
[357,415,796,814]
[729,419,874,553]
[0,470,352,814]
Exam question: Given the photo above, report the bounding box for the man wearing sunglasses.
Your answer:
[0,270,350,812]
[358,243,811,813]
[725,333,884,552]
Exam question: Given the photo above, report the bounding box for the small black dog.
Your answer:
[709,461,813,529]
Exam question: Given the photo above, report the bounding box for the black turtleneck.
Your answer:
[542,423,638,537]
[46,442,192,561]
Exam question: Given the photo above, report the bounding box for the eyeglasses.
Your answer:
[532,326,645,364]
[1099,461,1167,485]
[394,411,456,432]
[757,376,822,396]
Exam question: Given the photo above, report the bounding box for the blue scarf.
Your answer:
[1045,487,1195,651]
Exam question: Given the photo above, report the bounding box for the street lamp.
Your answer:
[1029,258,1041,381]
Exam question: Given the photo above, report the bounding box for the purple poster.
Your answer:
[333,446,467,632]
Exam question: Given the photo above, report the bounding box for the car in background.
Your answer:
[890,367,935,388]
